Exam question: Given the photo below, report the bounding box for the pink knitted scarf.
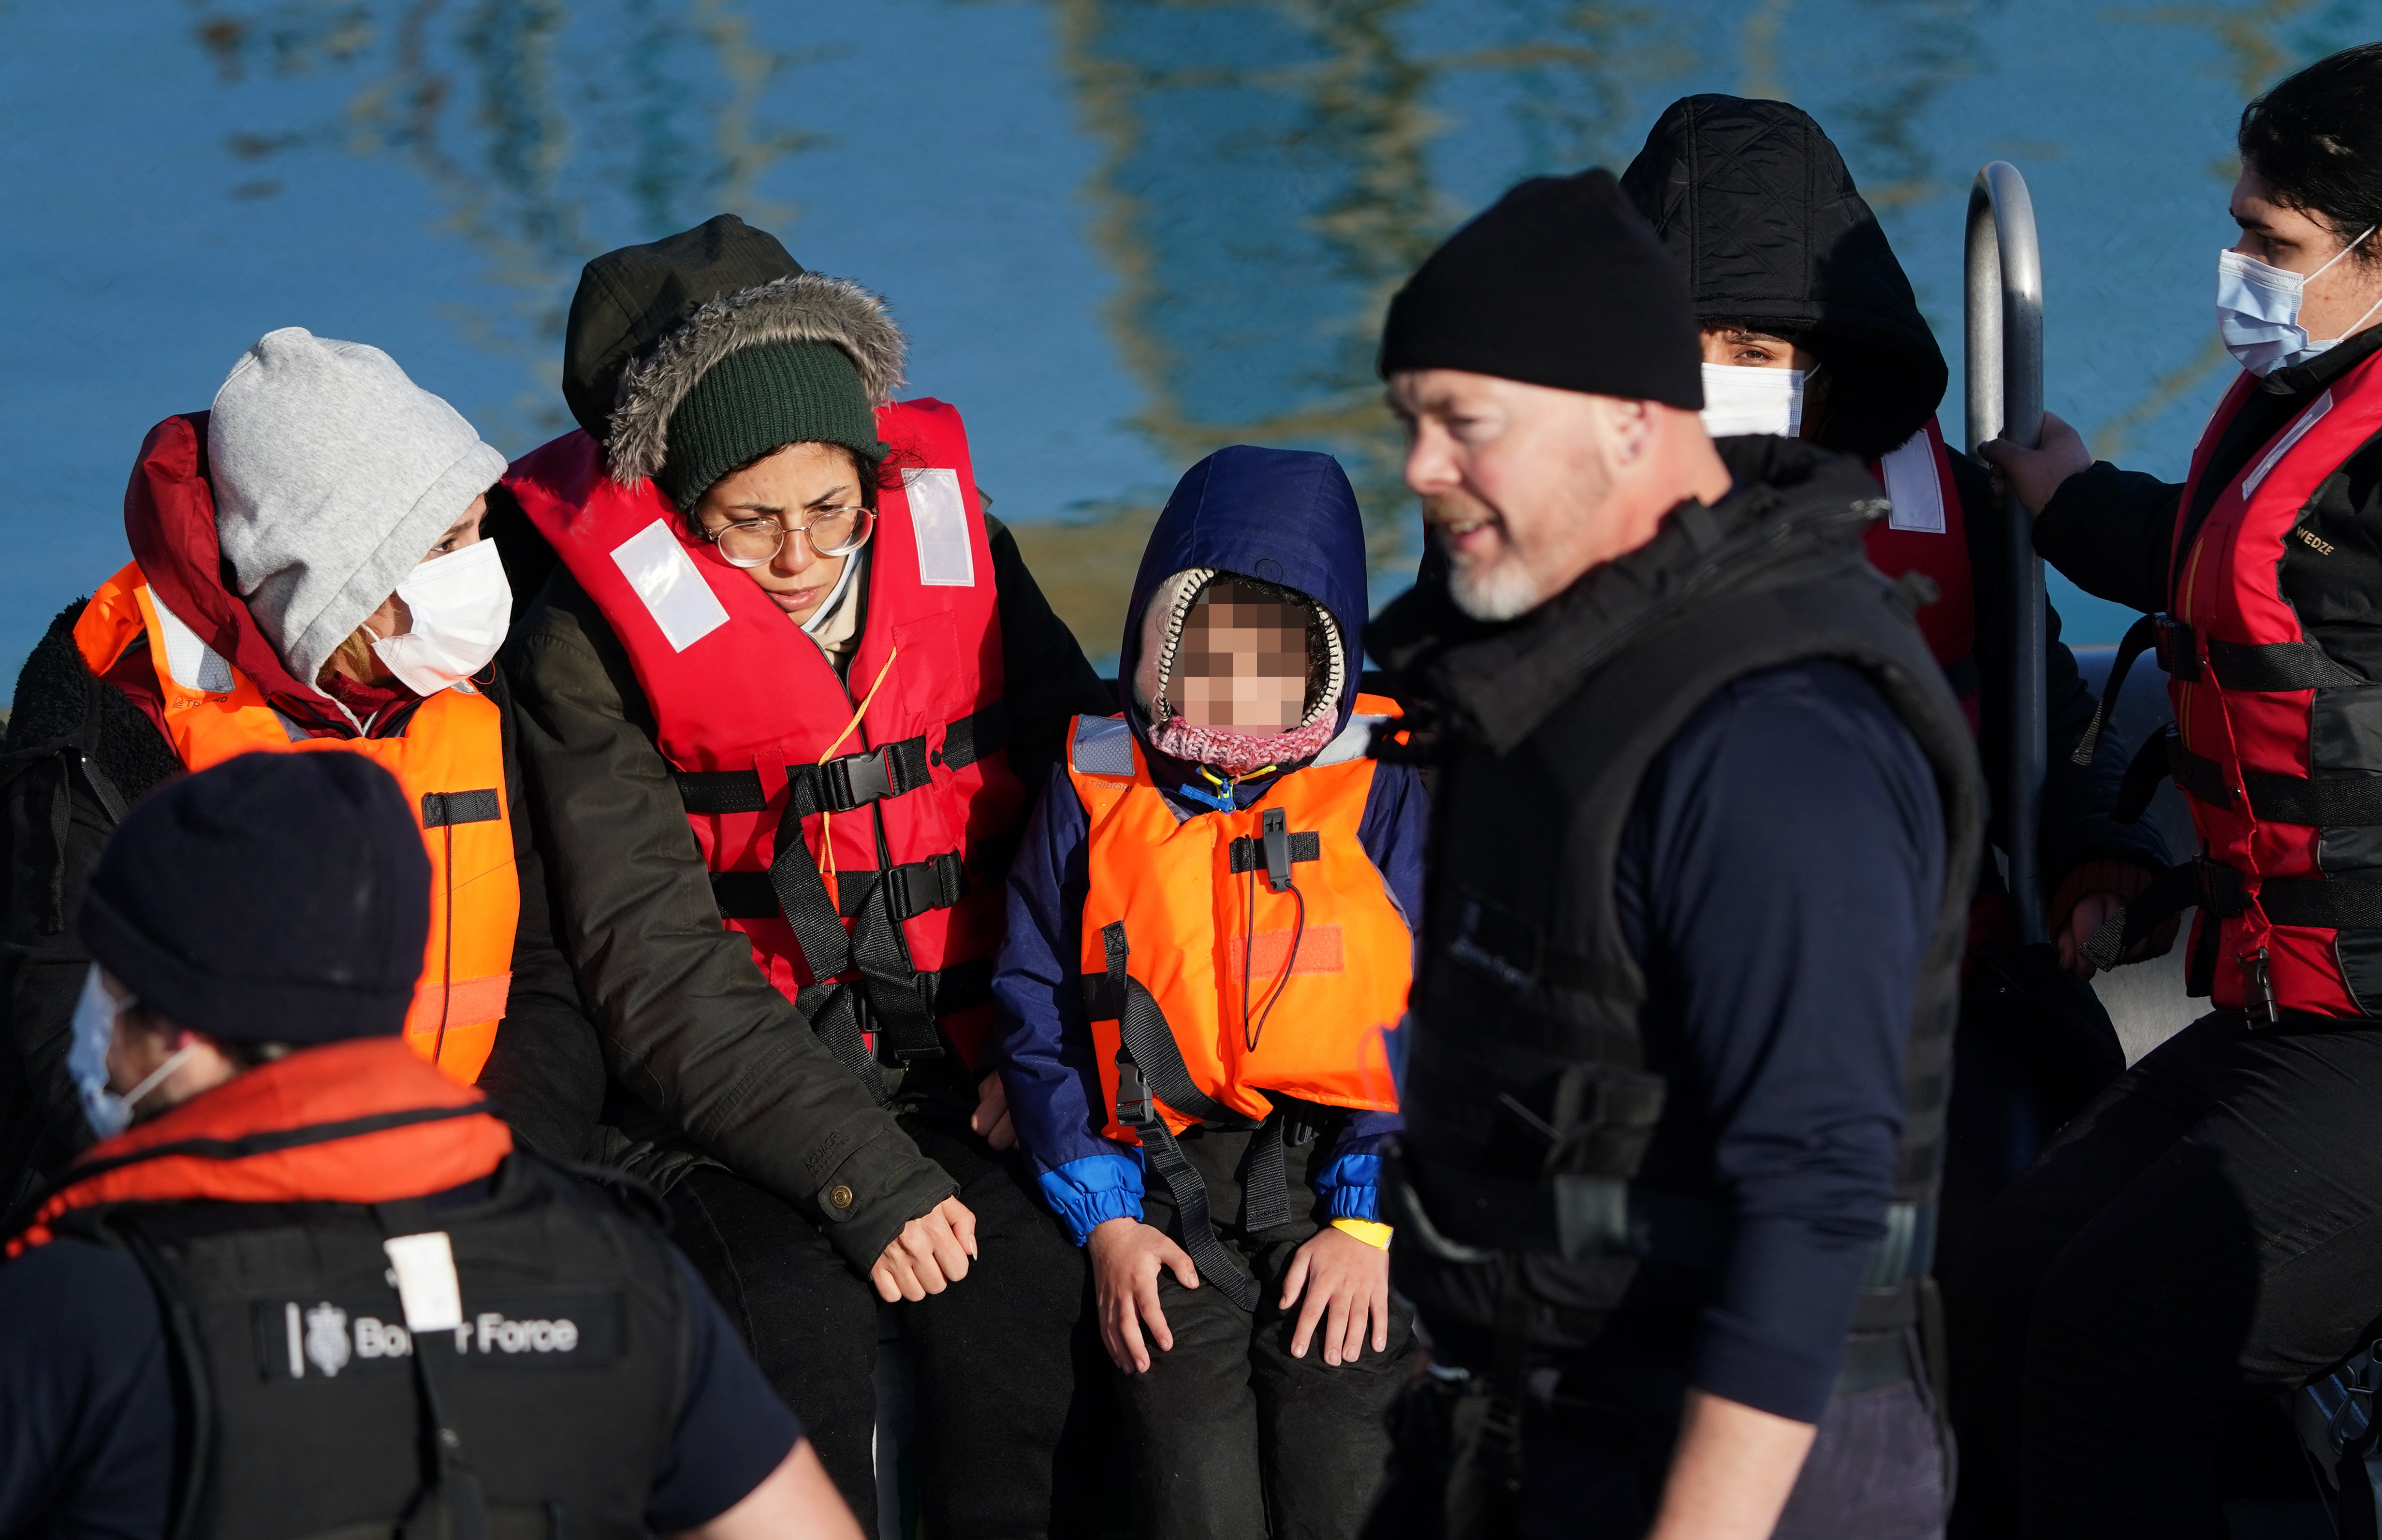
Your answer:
[1148,710,1337,778]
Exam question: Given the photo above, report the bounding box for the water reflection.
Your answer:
[188,0,821,445]
[172,0,2382,653]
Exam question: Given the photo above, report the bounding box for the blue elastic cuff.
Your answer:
[1037,1153,1146,1247]
[1314,1152,1381,1221]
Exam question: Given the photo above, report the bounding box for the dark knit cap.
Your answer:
[563,213,804,442]
[1377,168,1703,410]
[652,341,884,513]
[77,752,431,1044]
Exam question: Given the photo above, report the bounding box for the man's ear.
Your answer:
[1600,397,1657,468]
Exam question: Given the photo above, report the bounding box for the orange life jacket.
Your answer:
[72,566,519,1082]
[1067,700,1409,1141]
[7,1036,512,1255]
[506,399,1024,1077]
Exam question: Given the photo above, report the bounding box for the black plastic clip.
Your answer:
[1261,807,1293,893]
[1116,1054,1154,1125]
[2244,946,2280,1026]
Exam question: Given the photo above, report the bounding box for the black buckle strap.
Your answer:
[1101,922,1265,1309]
[1227,829,1319,878]
[672,704,1008,817]
[2156,612,2201,681]
[713,849,975,921]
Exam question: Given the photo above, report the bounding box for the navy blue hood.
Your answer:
[1120,445,1370,761]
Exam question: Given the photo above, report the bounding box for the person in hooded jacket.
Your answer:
[494,215,1115,1537]
[1618,95,2173,1264]
[0,327,606,1211]
[994,445,1426,1540]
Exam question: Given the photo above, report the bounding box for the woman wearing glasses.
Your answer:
[499,216,1113,1537]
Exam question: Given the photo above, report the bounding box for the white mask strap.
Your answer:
[120,1042,203,1117]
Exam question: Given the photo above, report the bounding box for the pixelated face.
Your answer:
[1168,584,1310,732]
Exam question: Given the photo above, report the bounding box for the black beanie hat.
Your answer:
[77,752,431,1044]
[1377,168,1703,410]
[562,214,806,443]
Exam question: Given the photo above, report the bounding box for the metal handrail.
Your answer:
[1966,161,2048,944]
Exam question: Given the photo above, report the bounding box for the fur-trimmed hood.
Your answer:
[603,271,907,487]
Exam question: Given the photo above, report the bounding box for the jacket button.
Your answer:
[828,1184,855,1211]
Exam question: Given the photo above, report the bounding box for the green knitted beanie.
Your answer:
[655,341,890,512]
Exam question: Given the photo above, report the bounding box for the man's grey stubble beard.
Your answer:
[1446,551,1544,622]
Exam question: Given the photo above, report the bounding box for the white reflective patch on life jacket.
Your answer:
[1071,715,1136,777]
[382,1232,463,1332]
[1313,713,1389,768]
[148,590,234,693]
[1881,432,1945,534]
[610,520,729,652]
[2243,389,2335,498]
[904,468,976,587]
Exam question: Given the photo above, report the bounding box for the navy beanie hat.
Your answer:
[1378,167,1704,411]
[77,752,431,1044]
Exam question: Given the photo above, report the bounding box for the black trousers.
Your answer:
[1946,1010,2382,1539]
[665,1114,1116,1538]
[1122,1126,1415,1540]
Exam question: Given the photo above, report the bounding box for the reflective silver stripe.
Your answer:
[1069,715,1136,777]
[1313,712,1389,768]
[148,588,235,693]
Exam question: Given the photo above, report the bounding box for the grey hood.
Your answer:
[208,328,505,690]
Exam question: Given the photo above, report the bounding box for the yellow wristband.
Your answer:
[1331,1218,1393,1250]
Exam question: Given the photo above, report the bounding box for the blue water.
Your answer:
[4,0,2377,684]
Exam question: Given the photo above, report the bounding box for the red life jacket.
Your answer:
[7,1037,512,1255]
[2155,354,2382,1018]
[1864,418,1980,728]
[505,399,1025,1076]
[2087,353,2382,1017]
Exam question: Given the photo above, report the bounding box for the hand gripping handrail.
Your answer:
[1966,161,2048,944]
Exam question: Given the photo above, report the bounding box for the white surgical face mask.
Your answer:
[1699,363,1807,438]
[2216,229,2381,377]
[69,965,198,1140]
[366,538,511,697]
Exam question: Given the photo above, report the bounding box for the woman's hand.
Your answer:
[1977,410,2091,519]
[1279,1224,1392,1366]
[1087,1216,1198,1372]
[869,1195,978,1302]
[970,1071,1016,1150]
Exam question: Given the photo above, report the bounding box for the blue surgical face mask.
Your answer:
[2217,228,2381,376]
[69,965,197,1141]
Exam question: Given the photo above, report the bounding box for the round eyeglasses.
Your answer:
[701,506,875,567]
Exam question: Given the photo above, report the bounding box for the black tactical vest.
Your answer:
[1376,445,1985,1373]
[57,1155,687,1540]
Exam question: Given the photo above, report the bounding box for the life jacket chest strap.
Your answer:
[672,703,1010,818]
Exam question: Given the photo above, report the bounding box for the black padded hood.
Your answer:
[1619,95,1947,463]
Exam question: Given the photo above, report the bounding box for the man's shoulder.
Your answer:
[1646,658,1938,828]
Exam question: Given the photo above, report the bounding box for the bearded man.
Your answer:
[1360,170,1983,1540]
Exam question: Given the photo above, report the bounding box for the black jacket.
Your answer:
[497,505,1110,1273]
[1620,93,2167,905]
[0,609,606,1211]
[1371,436,1983,1380]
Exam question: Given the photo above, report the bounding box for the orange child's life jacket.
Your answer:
[72,566,519,1084]
[1067,699,1411,1139]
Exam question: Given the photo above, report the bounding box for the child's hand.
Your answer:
[1087,1217,1198,1373]
[970,1071,1015,1150]
[1279,1224,1391,1366]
